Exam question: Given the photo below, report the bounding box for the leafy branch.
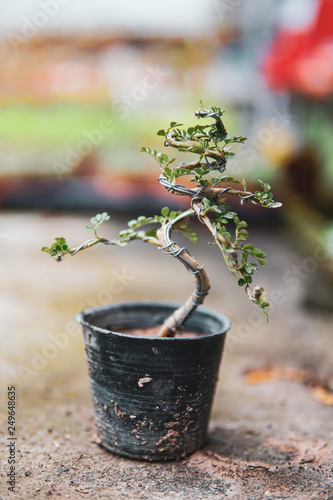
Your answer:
[41,208,198,263]
[140,105,282,319]
[43,104,282,333]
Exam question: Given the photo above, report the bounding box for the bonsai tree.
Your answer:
[42,104,281,337]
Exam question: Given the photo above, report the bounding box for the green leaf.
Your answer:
[249,248,267,259]
[119,229,135,237]
[232,214,240,225]
[41,237,71,259]
[259,180,271,191]
[157,129,166,136]
[225,152,236,159]
[181,227,198,244]
[237,229,249,241]
[128,219,138,229]
[161,207,169,217]
[255,257,267,266]
[220,229,231,242]
[137,216,147,224]
[270,202,283,209]
[86,225,94,232]
[170,121,183,128]
[245,263,257,272]
[90,212,110,230]
[144,228,157,238]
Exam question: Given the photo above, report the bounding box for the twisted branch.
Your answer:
[155,210,210,337]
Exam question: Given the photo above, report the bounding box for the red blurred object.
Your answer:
[264,0,333,97]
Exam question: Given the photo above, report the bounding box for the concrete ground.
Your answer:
[1,212,333,499]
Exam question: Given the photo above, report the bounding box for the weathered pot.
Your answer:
[76,301,230,461]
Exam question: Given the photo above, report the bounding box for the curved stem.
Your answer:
[70,237,110,255]
[156,210,210,337]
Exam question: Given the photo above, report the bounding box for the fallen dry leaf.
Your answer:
[245,367,333,407]
[311,385,333,406]
[245,366,310,385]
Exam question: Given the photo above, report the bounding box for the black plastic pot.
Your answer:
[76,301,230,461]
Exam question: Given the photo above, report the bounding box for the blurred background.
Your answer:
[1,0,332,213]
[1,3,333,493]
[1,0,333,296]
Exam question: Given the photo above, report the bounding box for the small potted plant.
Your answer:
[42,104,281,461]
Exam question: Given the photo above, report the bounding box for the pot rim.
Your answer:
[76,300,231,341]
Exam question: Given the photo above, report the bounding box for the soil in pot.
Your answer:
[120,326,199,338]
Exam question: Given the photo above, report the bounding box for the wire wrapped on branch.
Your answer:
[156,210,210,337]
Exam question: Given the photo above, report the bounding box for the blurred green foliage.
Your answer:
[0,103,160,147]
